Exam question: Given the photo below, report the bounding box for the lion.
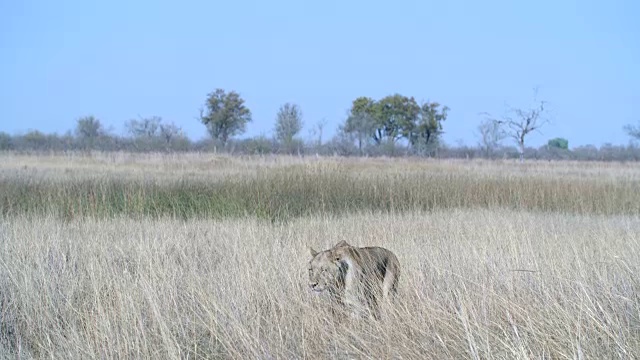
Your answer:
[307,240,401,320]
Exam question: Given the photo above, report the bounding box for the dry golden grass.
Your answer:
[1,210,639,359]
[3,152,640,183]
[1,152,639,359]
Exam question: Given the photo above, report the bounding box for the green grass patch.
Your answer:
[2,164,639,221]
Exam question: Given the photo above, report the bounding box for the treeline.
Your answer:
[2,124,640,162]
[2,87,640,161]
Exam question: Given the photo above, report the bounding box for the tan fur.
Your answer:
[307,240,401,320]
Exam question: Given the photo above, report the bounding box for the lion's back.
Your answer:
[353,246,401,280]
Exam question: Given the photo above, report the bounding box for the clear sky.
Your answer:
[1,0,639,148]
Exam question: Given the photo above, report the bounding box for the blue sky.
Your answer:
[1,0,639,148]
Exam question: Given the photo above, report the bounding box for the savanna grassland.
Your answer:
[1,152,639,359]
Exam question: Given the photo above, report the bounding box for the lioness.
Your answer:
[307,240,400,320]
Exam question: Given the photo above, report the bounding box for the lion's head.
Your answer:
[307,240,350,293]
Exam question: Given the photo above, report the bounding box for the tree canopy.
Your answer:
[75,116,104,140]
[274,103,303,145]
[548,137,569,150]
[199,89,252,146]
[342,94,448,154]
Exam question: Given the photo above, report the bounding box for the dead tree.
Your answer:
[484,88,550,162]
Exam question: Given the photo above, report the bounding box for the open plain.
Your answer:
[1,152,639,359]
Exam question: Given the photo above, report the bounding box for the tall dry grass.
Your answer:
[1,210,639,358]
[1,153,639,358]
[2,153,640,220]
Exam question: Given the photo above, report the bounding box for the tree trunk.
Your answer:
[220,132,228,149]
[519,141,525,162]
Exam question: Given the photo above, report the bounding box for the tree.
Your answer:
[375,94,421,144]
[125,116,161,138]
[159,122,184,144]
[125,116,186,150]
[75,115,104,140]
[547,137,568,150]
[22,130,49,150]
[624,121,640,140]
[308,118,327,147]
[476,118,506,157]
[0,131,12,150]
[199,89,252,147]
[274,102,304,148]
[344,97,377,153]
[75,115,105,150]
[484,88,550,162]
[343,94,449,155]
[408,101,449,153]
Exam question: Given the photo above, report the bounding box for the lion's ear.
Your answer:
[334,240,349,248]
[309,247,318,257]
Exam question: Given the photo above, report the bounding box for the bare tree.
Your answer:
[308,118,328,148]
[483,88,550,162]
[159,122,184,144]
[315,118,327,146]
[125,116,162,138]
[476,118,506,158]
[624,121,640,140]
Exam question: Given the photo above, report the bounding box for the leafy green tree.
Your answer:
[274,103,304,147]
[409,101,449,149]
[344,94,449,155]
[547,137,568,150]
[199,89,252,147]
[344,97,377,152]
[375,94,421,144]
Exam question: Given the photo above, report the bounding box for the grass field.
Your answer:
[1,152,639,358]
